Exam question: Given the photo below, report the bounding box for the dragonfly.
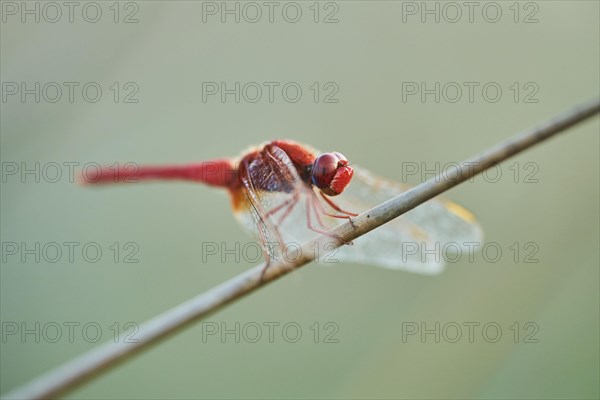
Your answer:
[85,140,482,274]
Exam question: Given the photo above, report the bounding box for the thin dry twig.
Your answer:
[4,97,599,400]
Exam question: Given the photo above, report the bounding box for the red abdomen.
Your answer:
[83,159,238,188]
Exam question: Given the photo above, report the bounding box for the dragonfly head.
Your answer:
[311,152,353,196]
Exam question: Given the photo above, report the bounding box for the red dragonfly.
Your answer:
[85,140,482,274]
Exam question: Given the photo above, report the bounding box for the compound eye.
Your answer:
[311,153,339,190]
[332,152,348,164]
[311,152,353,196]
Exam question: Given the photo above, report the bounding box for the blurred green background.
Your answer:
[1,1,599,399]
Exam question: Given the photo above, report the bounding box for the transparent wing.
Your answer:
[233,148,482,274]
[331,167,483,274]
[233,146,319,263]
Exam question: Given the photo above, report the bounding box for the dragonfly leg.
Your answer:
[264,196,296,219]
[275,194,300,226]
[263,193,301,228]
[308,193,329,229]
[305,196,351,246]
[308,191,357,232]
[319,192,359,217]
[264,194,302,266]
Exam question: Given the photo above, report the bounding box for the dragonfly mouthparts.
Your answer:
[328,163,354,196]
